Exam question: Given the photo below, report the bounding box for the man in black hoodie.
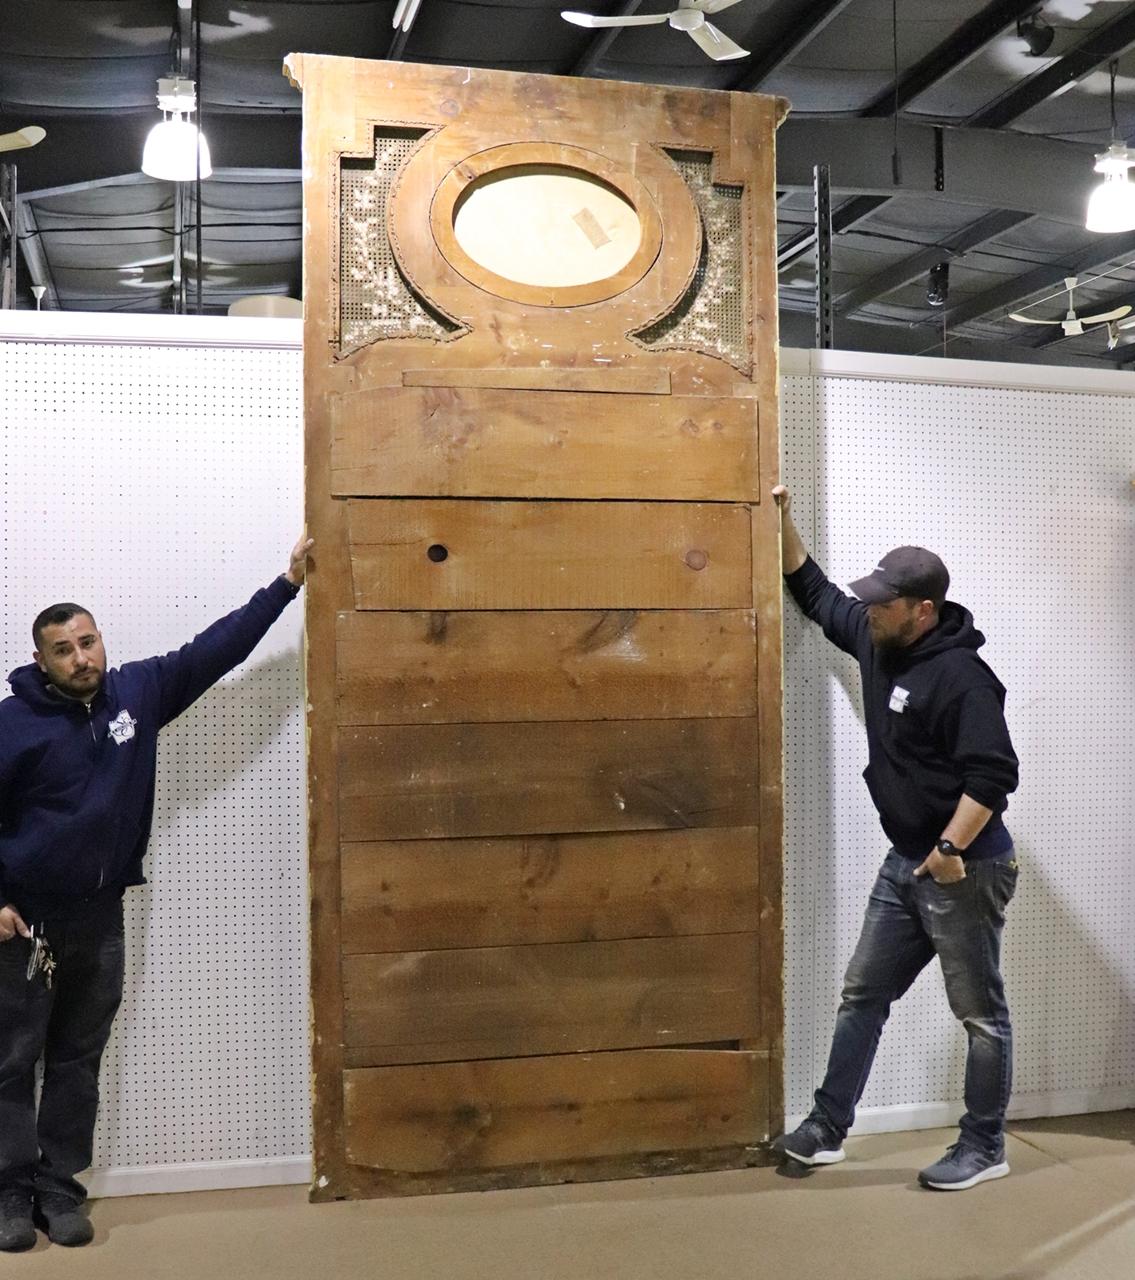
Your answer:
[771,485,1019,1192]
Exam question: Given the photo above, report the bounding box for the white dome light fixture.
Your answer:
[141,76,212,182]
[1086,142,1135,233]
[1085,60,1135,234]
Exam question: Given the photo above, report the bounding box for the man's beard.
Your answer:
[51,669,104,699]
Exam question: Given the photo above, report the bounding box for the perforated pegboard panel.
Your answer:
[782,368,1135,1124]
[0,336,309,1179]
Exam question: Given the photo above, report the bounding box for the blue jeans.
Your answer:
[812,848,1017,1157]
[0,895,125,1203]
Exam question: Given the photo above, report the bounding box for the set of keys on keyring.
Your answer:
[27,925,56,990]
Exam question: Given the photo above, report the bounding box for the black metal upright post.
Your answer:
[814,163,834,350]
[195,0,204,314]
[0,163,15,309]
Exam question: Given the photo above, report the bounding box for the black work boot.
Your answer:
[0,1190,36,1252]
[34,1193,94,1247]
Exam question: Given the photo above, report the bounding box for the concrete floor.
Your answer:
[13,1112,1135,1279]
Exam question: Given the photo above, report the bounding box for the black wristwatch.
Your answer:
[936,838,966,858]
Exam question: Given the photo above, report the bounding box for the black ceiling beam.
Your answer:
[572,0,645,75]
[936,229,1135,330]
[730,0,856,93]
[860,0,1041,117]
[776,0,1041,277]
[969,5,1135,128]
[837,208,1034,316]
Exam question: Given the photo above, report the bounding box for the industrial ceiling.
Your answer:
[4,0,1135,367]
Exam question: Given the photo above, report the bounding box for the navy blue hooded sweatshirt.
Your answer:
[0,575,300,919]
[786,556,1018,861]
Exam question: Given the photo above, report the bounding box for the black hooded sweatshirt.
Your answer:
[786,556,1018,861]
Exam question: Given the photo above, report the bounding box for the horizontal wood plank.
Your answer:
[336,609,757,724]
[343,1048,770,1173]
[331,386,757,500]
[347,499,753,611]
[343,932,761,1064]
[340,827,761,953]
[401,367,672,394]
[339,717,761,841]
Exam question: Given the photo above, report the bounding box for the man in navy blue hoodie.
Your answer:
[771,486,1019,1193]
[0,536,312,1250]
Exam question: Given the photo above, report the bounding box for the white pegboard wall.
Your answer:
[782,359,1135,1128]
[0,331,310,1190]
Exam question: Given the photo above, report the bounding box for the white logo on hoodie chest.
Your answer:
[108,710,137,744]
[889,685,911,714]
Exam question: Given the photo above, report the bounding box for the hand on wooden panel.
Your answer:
[772,486,807,574]
[285,535,315,587]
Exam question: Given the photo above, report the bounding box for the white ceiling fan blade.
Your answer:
[1080,304,1133,324]
[0,125,46,153]
[1008,313,1060,325]
[695,0,746,14]
[686,19,748,60]
[562,10,669,27]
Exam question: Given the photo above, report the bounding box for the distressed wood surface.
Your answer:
[343,1049,770,1173]
[347,499,753,612]
[342,932,761,1064]
[339,716,761,841]
[401,367,672,394]
[288,53,786,1199]
[331,386,760,500]
[340,826,761,953]
[335,609,757,725]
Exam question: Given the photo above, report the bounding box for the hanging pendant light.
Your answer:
[1086,61,1135,234]
[141,76,212,182]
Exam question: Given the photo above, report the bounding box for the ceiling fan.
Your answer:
[0,125,46,155]
[1008,276,1132,338]
[562,1,749,62]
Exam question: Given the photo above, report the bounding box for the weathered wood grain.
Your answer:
[335,609,757,725]
[340,826,761,953]
[342,932,761,1064]
[346,499,753,612]
[339,716,761,841]
[343,1048,770,1173]
[331,386,759,500]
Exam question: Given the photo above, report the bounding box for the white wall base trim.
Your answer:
[788,1087,1135,1139]
[83,1156,312,1200]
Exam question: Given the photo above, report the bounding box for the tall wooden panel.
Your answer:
[285,54,787,1199]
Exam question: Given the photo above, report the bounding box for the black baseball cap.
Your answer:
[849,546,950,607]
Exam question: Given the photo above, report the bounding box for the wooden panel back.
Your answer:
[343,932,760,1065]
[338,717,761,841]
[287,54,786,1200]
[335,609,757,724]
[347,499,753,611]
[331,385,759,500]
[343,1049,770,1176]
[340,827,761,953]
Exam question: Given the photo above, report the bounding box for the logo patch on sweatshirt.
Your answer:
[108,710,137,745]
[889,685,911,714]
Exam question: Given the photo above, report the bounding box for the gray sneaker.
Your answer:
[918,1142,1010,1191]
[0,1190,36,1252]
[772,1117,846,1166]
